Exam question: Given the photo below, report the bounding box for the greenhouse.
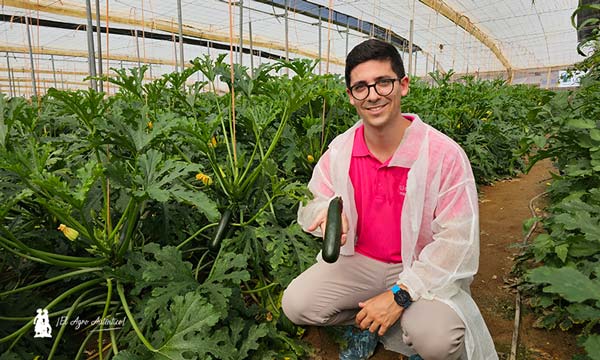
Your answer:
[1,0,599,359]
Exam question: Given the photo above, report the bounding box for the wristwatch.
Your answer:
[391,284,413,309]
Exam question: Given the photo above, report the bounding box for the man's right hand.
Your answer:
[307,207,349,245]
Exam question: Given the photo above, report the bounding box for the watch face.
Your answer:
[394,289,412,308]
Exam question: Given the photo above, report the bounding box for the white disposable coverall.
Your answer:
[297,114,498,359]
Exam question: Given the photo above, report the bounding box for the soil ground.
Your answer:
[303,159,581,359]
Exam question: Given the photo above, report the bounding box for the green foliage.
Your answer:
[515,4,600,359]
[0,49,564,359]
[405,72,552,184]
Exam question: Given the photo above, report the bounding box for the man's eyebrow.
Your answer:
[350,76,395,87]
[350,80,367,87]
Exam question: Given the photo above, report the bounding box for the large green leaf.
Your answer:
[567,118,596,129]
[584,334,600,360]
[153,291,231,360]
[527,266,600,302]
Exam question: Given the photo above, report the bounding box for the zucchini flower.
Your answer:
[209,136,217,148]
[307,154,315,163]
[195,172,213,186]
[147,121,153,129]
[57,224,79,241]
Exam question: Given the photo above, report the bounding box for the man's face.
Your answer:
[346,59,409,129]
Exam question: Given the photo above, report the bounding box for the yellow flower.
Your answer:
[307,154,314,163]
[57,224,79,241]
[147,121,153,129]
[210,136,217,148]
[195,172,213,186]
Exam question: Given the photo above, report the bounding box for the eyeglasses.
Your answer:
[348,78,402,100]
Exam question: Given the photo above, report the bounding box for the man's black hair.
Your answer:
[345,39,406,88]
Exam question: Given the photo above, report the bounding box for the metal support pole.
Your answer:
[284,0,289,63]
[345,19,349,57]
[413,51,418,77]
[239,0,244,66]
[25,16,38,98]
[51,54,58,88]
[135,30,141,69]
[249,20,254,77]
[173,33,178,72]
[177,0,184,72]
[85,0,98,90]
[318,14,322,75]
[408,19,414,77]
[6,52,14,97]
[11,68,17,95]
[95,0,104,92]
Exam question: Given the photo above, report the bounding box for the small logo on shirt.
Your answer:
[398,184,407,196]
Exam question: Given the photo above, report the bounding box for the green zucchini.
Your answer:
[322,196,343,263]
[210,209,232,251]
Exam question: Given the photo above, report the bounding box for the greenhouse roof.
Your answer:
[0,0,586,96]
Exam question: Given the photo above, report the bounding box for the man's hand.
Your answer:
[307,207,349,245]
[355,291,403,336]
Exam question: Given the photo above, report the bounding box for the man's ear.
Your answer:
[399,76,410,97]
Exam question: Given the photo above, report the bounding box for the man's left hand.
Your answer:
[355,291,403,336]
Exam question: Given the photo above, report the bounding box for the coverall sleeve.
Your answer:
[399,150,480,300]
[297,149,336,237]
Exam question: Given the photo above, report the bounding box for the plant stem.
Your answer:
[48,289,94,360]
[116,282,158,352]
[0,267,102,297]
[176,223,218,250]
[98,278,113,360]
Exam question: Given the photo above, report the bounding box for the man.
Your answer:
[282,39,497,360]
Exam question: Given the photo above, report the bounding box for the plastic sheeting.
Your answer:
[0,0,585,96]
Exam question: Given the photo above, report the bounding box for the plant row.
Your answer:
[0,54,547,359]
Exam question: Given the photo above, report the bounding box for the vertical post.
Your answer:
[249,20,254,77]
[239,0,244,66]
[345,18,349,57]
[318,14,322,75]
[135,30,142,69]
[432,54,436,86]
[149,64,153,80]
[173,33,178,72]
[6,53,14,97]
[95,0,104,92]
[60,72,65,90]
[425,52,429,77]
[85,0,98,91]
[284,0,289,62]
[51,54,58,88]
[177,0,185,72]
[546,68,552,89]
[408,19,414,77]
[413,51,418,77]
[25,15,38,98]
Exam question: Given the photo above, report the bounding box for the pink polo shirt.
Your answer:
[349,125,410,263]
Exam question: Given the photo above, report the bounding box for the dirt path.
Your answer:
[304,159,580,359]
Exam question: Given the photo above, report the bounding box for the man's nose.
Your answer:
[366,86,381,101]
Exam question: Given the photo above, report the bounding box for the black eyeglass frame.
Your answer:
[348,77,404,100]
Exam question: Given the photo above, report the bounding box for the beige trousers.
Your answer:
[282,253,466,360]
